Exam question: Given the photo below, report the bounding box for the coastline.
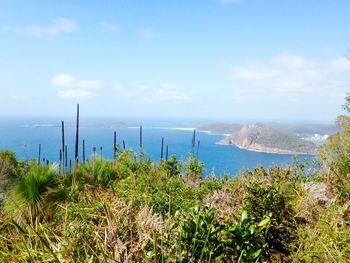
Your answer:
[216,140,316,155]
[196,129,231,137]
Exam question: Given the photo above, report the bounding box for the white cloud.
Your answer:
[230,54,350,103]
[16,17,78,37]
[52,73,103,99]
[155,84,190,101]
[328,57,350,73]
[99,22,119,32]
[52,73,103,90]
[113,84,149,98]
[139,28,155,38]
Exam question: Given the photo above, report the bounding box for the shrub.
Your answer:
[185,156,204,185]
[172,207,272,262]
[224,211,271,262]
[318,94,350,202]
[75,158,118,187]
[243,182,296,257]
[0,150,20,178]
[5,164,65,223]
[174,206,225,262]
[162,155,182,178]
[289,205,350,262]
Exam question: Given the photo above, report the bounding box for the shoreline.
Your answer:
[196,129,231,137]
[216,141,316,155]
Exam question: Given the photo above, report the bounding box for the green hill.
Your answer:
[220,123,317,154]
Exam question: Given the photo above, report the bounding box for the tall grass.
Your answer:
[75,158,118,187]
[1,149,350,262]
[5,164,65,224]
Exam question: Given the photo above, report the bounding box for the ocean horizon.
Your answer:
[0,117,314,176]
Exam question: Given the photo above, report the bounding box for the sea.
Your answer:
[0,117,314,176]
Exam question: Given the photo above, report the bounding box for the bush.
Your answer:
[75,158,118,187]
[0,150,20,178]
[1,145,348,262]
[289,205,350,261]
[174,206,225,262]
[113,163,199,215]
[243,182,297,257]
[162,155,182,178]
[185,156,204,184]
[172,207,272,262]
[5,164,65,223]
[318,94,350,202]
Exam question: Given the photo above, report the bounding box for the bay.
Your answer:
[0,117,313,176]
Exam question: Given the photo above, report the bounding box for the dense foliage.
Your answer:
[0,149,348,262]
[0,95,350,262]
[318,93,350,202]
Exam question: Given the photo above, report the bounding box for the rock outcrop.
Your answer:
[219,123,317,154]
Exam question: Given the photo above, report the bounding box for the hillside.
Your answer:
[197,123,243,135]
[219,123,317,154]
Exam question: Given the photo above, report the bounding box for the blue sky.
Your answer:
[0,0,349,122]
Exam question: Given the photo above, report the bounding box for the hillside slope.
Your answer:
[198,123,242,135]
[219,123,317,154]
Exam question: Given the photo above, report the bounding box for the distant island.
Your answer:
[198,122,326,154]
[27,122,134,129]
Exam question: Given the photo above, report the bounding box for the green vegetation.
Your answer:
[0,150,26,211]
[197,123,243,135]
[5,164,66,224]
[1,95,350,262]
[318,93,350,202]
[220,123,318,154]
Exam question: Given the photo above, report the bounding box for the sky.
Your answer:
[0,0,350,122]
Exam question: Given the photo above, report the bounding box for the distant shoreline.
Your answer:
[216,140,316,155]
[198,123,321,155]
[200,128,312,155]
[197,129,231,137]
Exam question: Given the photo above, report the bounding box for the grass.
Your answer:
[0,146,349,262]
[4,164,66,224]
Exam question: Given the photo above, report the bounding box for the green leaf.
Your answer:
[241,211,248,222]
[249,225,256,234]
[253,248,262,258]
[258,217,270,227]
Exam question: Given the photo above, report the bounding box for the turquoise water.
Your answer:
[0,117,313,176]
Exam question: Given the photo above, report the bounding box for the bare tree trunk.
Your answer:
[196,140,200,160]
[65,145,68,170]
[38,144,41,165]
[192,129,196,155]
[166,145,169,161]
[114,131,117,161]
[83,139,85,164]
[72,104,79,193]
[139,125,143,151]
[160,137,164,161]
[61,121,65,174]
[59,149,62,173]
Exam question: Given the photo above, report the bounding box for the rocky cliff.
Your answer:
[219,123,317,154]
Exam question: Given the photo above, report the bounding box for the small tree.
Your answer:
[185,156,204,185]
[318,93,350,201]
[5,164,65,224]
[0,150,20,179]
